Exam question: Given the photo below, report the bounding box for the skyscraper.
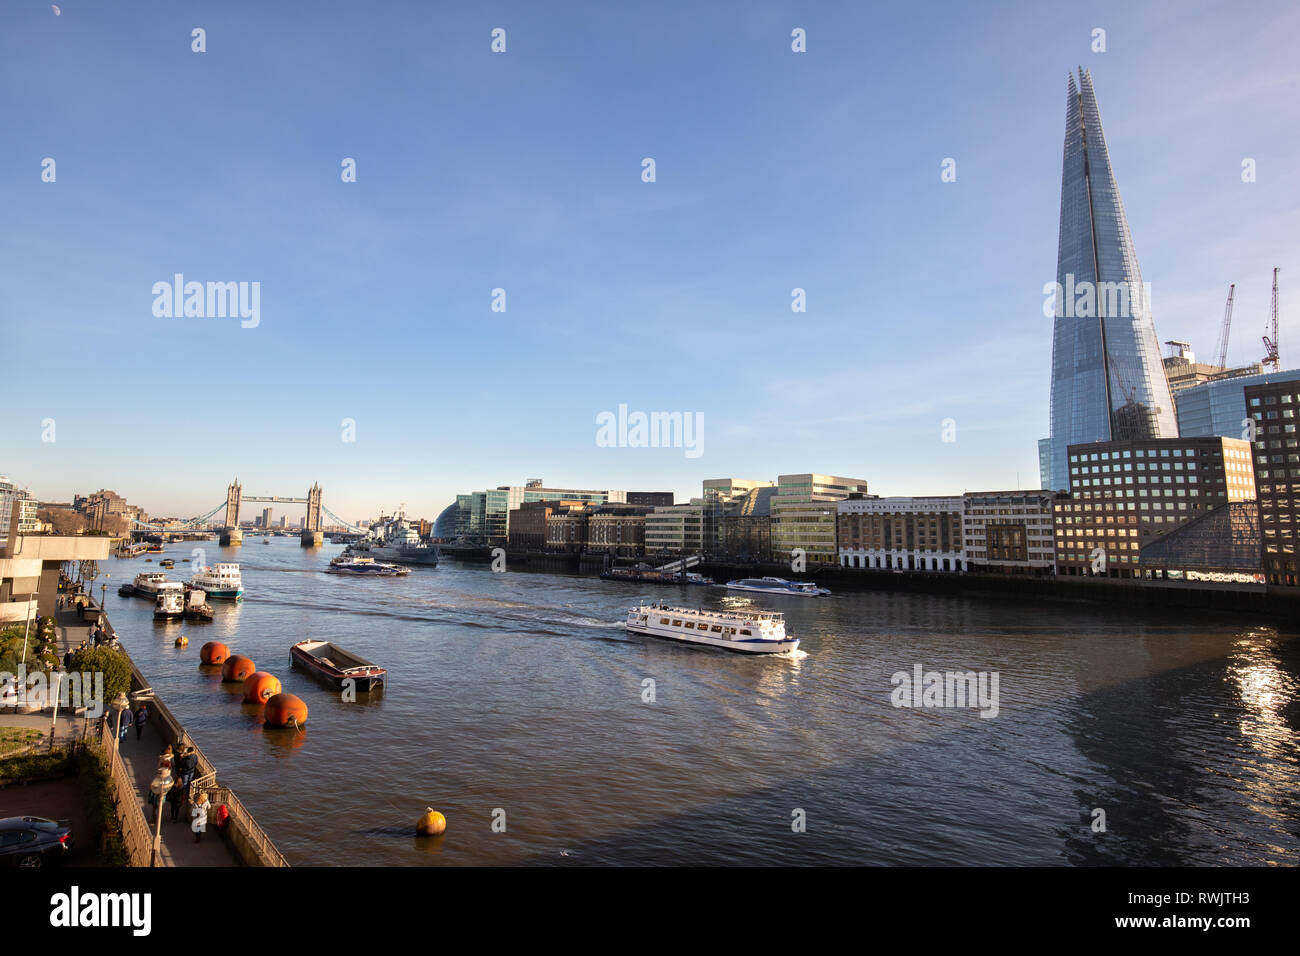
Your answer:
[1042,69,1177,492]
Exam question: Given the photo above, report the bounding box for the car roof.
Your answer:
[0,816,58,829]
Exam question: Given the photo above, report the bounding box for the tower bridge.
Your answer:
[222,479,324,546]
[132,480,364,547]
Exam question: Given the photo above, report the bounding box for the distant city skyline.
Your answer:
[3,0,1297,519]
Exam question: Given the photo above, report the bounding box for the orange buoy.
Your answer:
[221,655,255,683]
[175,636,189,647]
[416,808,447,836]
[242,671,281,704]
[263,692,308,728]
[199,641,229,665]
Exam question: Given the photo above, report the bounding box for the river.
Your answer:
[96,537,1300,865]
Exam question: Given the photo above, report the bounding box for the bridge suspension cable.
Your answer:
[131,502,227,532]
[321,505,366,534]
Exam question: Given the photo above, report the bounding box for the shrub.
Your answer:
[76,742,129,867]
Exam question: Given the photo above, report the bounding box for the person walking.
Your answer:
[191,790,210,843]
[177,746,198,789]
[167,776,186,823]
[133,704,148,740]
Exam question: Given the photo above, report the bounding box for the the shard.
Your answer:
[1042,69,1177,492]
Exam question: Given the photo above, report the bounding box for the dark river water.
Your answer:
[98,538,1300,866]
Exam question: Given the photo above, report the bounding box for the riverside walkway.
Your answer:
[50,604,243,866]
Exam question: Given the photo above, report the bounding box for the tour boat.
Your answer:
[326,555,410,576]
[190,563,244,599]
[625,603,799,655]
[153,588,186,620]
[290,640,386,691]
[131,571,174,597]
[724,576,831,597]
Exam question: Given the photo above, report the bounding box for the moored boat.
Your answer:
[600,567,714,586]
[290,640,386,691]
[355,511,439,566]
[153,587,185,620]
[190,563,244,599]
[724,576,831,597]
[131,571,174,597]
[625,603,799,654]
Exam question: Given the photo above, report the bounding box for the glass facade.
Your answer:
[1047,70,1178,492]
[1175,368,1300,440]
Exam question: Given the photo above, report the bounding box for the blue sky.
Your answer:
[2,0,1297,522]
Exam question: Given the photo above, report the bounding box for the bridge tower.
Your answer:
[300,482,324,547]
[219,479,243,547]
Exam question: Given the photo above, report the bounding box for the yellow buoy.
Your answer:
[175,636,189,647]
[416,808,446,836]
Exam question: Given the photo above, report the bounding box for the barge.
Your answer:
[290,640,386,691]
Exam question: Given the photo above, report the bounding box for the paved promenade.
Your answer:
[0,602,239,866]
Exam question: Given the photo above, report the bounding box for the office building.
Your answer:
[1054,436,1254,577]
[1245,378,1300,586]
[837,496,964,571]
[644,500,706,556]
[1042,69,1178,492]
[1174,367,1300,439]
[962,491,1056,575]
[771,474,869,566]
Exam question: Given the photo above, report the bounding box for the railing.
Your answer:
[98,719,153,866]
[209,784,290,867]
[118,648,289,866]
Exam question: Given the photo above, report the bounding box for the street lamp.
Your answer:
[19,591,36,668]
[49,670,63,744]
[110,692,130,769]
[149,767,174,867]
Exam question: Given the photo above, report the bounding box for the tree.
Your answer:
[68,646,132,705]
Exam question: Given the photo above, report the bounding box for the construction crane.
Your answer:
[1214,283,1235,369]
[1262,267,1280,372]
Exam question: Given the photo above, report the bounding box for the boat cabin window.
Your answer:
[684,622,695,629]
[710,625,723,633]
[740,629,752,636]
[660,618,670,625]
[672,620,683,627]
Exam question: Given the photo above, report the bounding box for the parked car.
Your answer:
[0,816,73,868]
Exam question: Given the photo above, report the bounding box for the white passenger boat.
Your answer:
[131,571,173,597]
[190,563,244,599]
[724,576,831,597]
[625,603,799,654]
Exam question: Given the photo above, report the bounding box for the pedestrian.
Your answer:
[177,745,198,788]
[133,704,148,740]
[191,790,210,843]
[168,776,186,823]
[63,650,73,670]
